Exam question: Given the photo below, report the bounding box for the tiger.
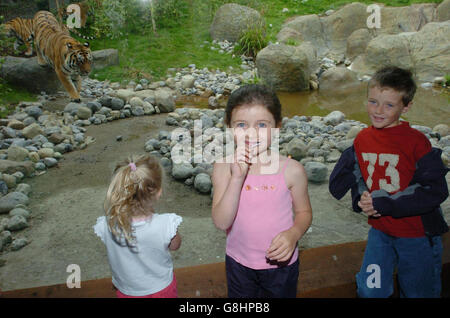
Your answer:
[4,17,34,56]
[33,10,93,103]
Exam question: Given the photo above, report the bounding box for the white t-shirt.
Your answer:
[94,213,182,296]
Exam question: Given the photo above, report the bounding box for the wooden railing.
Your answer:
[1,232,449,298]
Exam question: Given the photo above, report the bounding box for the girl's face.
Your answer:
[229,104,280,156]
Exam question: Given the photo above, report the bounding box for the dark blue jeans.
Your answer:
[356,227,443,298]
[226,255,299,298]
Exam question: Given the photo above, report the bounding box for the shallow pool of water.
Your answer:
[177,84,450,128]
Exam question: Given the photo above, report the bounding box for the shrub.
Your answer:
[234,22,268,58]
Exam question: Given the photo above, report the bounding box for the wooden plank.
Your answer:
[1,232,449,298]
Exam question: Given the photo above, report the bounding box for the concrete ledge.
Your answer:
[1,232,449,298]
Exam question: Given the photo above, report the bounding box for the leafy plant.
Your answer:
[445,74,450,87]
[234,22,268,58]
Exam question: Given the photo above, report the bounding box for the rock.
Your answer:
[256,42,317,92]
[408,21,450,82]
[2,174,16,189]
[0,160,35,177]
[0,192,29,214]
[0,181,8,196]
[276,27,304,44]
[48,133,65,145]
[281,14,328,57]
[76,106,92,120]
[15,183,31,196]
[7,146,29,161]
[287,138,308,160]
[346,126,362,139]
[172,163,194,180]
[321,2,368,55]
[129,97,144,108]
[352,21,450,82]
[43,157,58,168]
[210,3,265,43]
[181,75,195,89]
[154,88,175,113]
[87,101,102,113]
[281,3,367,58]
[110,97,125,110]
[7,215,28,231]
[9,207,31,220]
[194,173,212,193]
[305,161,328,183]
[91,49,119,71]
[324,111,346,126]
[7,119,25,130]
[319,67,360,92]
[38,148,54,158]
[24,105,43,119]
[22,123,43,139]
[11,237,28,251]
[0,230,12,246]
[437,0,450,22]
[115,89,135,102]
[346,28,373,60]
[0,56,63,94]
[336,139,354,152]
[64,102,84,115]
[433,124,449,137]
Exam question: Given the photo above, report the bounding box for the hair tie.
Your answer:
[129,162,137,171]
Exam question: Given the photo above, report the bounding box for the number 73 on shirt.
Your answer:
[361,153,400,193]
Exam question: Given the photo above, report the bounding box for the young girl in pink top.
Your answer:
[212,84,312,298]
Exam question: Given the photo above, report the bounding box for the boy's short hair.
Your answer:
[368,66,417,106]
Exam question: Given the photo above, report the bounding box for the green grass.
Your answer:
[0,82,36,118]
[85,0,442,83]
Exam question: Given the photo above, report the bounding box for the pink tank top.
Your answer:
[226,158,299,270]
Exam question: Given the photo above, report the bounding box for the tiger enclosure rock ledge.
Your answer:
[0,49,119,94]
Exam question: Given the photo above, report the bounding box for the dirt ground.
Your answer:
[0,103,449,292]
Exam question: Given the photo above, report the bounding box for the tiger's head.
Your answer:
[64,39,92,76]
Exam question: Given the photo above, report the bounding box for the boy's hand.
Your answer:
[358,191,381,218]
[266,228,298,263]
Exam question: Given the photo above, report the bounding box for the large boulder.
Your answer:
[154,88,175,113]
[407,21,450,81]
[210,3,265,42]
[346,28,374,60]
[437,0,450,22]
[321,2,368,57]
[256,42,317,92]
[351,20,450,82]
[376,3,438,35]
[351,33,413,76]
[0,56,63,94]
[91,49,119,71]
[319,67,360,92]
[0,49,118,94]
[281,14,328,57]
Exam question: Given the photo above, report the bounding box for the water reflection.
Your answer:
[176,83,450,128]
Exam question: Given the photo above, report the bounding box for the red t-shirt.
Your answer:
[353,121,431,237]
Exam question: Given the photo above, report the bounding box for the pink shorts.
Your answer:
[115,275,177,298]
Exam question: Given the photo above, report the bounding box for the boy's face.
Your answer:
[367,85,411,129]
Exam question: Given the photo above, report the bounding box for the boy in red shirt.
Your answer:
[329,66,448,297]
